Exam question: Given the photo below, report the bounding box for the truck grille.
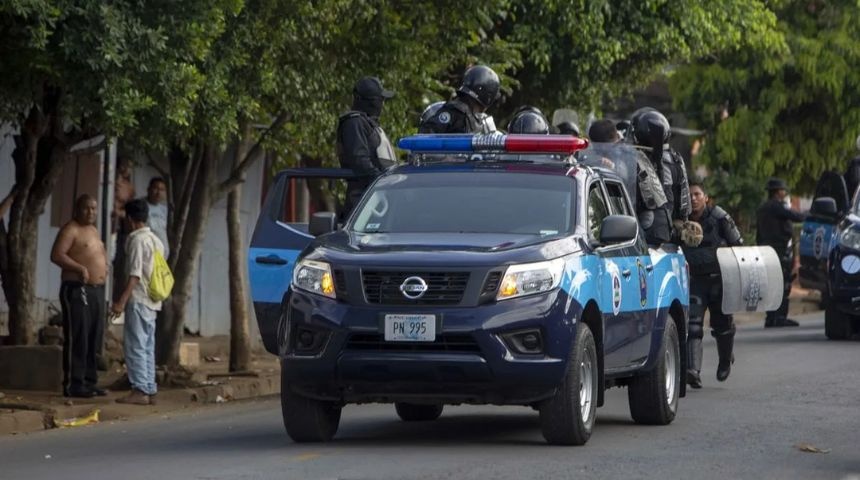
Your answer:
[345,333,480,353]
[362,271,469,305]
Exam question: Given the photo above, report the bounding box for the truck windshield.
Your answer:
[351,171,576,236]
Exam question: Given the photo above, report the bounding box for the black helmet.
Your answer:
[555,120,580,136]
[632,109,670,148]
[419,101,445,127]
[457,65,500,107]
[508,109,550,135]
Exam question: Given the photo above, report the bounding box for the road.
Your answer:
[2,314,859,480]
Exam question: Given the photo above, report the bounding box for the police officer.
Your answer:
[418,101,445,131]
[336,76,396,218]
[589,119,669,245]
[632,109,701,247]
[756,178,806,327]
[555,120,581,137]
[508,106,550,134]
[685,180,743,388]
[419,65,500,134]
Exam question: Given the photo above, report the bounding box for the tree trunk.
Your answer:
[227,144,251,372]
[156,144,216,367]
[1,105,70,345]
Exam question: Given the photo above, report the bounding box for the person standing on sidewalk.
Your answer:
[111,199,164,405]
[143,177,169,259]
[684,180,743,388]
[51,195,108,398]
[756,178,806,328]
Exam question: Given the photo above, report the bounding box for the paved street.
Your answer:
[1,313,858,480]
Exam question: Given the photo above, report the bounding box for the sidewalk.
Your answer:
[0,338,280,436]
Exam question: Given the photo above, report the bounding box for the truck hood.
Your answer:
[304,231,583,267]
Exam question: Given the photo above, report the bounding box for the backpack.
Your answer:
[149,248,174,302]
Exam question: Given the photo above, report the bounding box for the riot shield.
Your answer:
[578,142,640,200]
[718,246,784,313]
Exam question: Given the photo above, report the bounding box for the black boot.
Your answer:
[686,337,703,389]
[713,330,735,382]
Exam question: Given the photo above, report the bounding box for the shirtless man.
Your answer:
[51,194,108,398]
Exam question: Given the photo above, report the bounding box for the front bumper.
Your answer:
[275,288,580,405]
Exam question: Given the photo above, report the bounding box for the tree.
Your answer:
[132,0,513,367]
[670,0,860,200]
[0,1,235,344]
[490,0,782,122]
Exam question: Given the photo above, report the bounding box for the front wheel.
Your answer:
[395,403,443,421]
[539,322,599,446]
[281,369,341,442]
[628,317,680,425]
[825,305,853,340]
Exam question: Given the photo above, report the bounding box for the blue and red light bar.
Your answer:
[398,134,589,154]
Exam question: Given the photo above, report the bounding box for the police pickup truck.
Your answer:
[248,134,690,445]
[799,171,860,339]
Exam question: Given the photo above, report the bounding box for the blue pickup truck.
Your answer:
[248,134,689,445]
[799,171,860,339]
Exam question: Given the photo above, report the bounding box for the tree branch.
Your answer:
[214,112,289,199]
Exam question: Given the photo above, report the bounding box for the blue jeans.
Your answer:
[124,301,157,395]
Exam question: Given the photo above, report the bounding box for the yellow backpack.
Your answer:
[149,249,174,302]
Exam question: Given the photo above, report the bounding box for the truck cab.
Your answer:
[248,134,689,445]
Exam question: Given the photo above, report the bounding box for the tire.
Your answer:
[825,305,852,340]
[628,317,680,425]
[280,369,341,442]
[539,322,598,446]
[395,403,443,421]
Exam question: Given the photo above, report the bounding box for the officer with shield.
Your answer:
[419,65,500,134]
[756,178,807,327]
[685,179,743,388]
[629,109,700,247]
[336,76,397,218]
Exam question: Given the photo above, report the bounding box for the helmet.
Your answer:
[419,101,445,127]
[555,120,580,136]
[632,110,670,148]
[457,65,500,107]
[508,109,550,134]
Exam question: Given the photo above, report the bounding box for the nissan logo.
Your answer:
[399,276,428,300]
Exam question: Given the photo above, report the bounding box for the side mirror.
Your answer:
[599,215,638,245]
[810,197,838,217]
[309,212,337,236]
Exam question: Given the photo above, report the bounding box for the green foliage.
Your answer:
[495,0,780,120]
[671,0,860,196]
[0,0,239,136]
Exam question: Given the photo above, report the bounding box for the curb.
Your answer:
[0,373,280,436]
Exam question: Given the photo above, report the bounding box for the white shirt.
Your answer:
[125,227,165,311]
[146,201,169,259]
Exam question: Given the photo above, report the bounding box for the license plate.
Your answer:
[384,314,436,342]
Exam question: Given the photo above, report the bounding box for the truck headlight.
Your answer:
[292,259,336,299]
[839,228,860,250]
[497,258,565,301]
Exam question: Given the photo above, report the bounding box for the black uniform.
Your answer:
[336,111,395,217]
[756,198,806,325]
[685,205,742,387]
[418,97,482,134]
